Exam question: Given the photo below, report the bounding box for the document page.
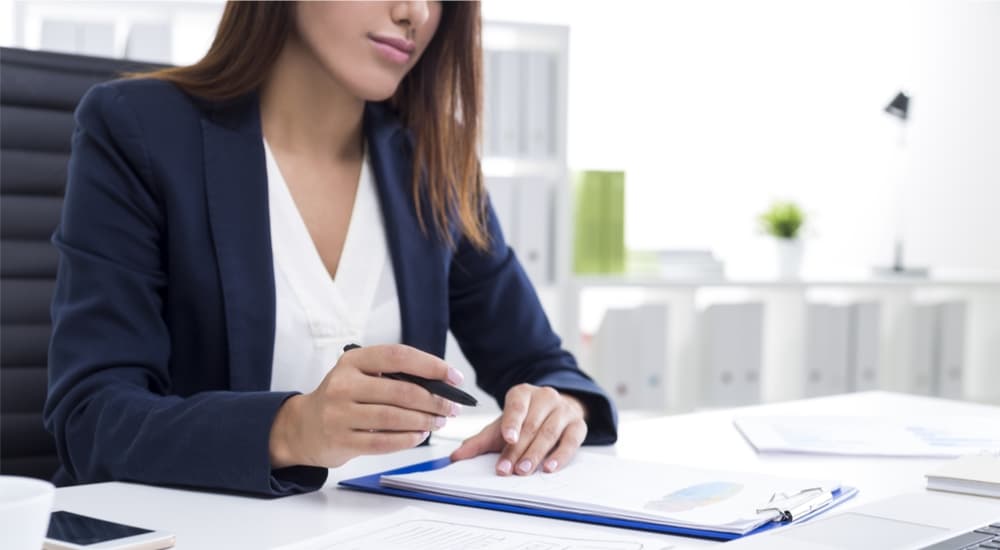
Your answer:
[379,452,840,535]
[276,507,669,550]
[735,416,1000,457]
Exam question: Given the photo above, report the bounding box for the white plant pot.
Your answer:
[775,238,804,279]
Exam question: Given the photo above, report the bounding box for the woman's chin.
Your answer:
[348,77,403,103]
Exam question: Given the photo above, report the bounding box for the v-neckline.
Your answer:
[264,138,387,339]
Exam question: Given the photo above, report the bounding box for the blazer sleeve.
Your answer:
[448,198,618,444]
[44,83,326,496]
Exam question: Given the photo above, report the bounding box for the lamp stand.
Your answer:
[873,238,928,278]
[872,92,929,279]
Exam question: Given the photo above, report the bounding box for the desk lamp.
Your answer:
[874,91,928,278]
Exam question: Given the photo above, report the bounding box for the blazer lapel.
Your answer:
[364,103,447,357]
[201,92,275,391]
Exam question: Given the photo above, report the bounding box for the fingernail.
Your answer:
[446,367,464,385]
[433,416,446,428]
[450,403,462,417]
[504,428,519,443]
[517,459,532,473]
[545,459,558,472]
[420,431,430,441]
[497,459,512,474]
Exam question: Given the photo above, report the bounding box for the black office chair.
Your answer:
[0,47,164,480]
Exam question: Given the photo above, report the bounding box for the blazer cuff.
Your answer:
[532,373,618,445]
[270,465,328,494]
[553,388,618,445]
[233,391,328,497]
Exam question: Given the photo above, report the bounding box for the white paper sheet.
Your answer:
[275,507,669,550]
[379,452,840,535]
[735,416,1000,458]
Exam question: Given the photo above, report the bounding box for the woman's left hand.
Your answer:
[449,384,588,475]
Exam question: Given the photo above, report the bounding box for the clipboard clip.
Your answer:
[756,487,834,522]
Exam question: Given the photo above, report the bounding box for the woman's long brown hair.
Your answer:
[133,2,486,250]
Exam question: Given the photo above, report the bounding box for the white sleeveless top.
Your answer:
[264,139,402,392]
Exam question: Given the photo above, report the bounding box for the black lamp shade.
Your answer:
[885,92,910,120]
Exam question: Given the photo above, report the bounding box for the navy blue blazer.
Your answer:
[44,79,617,497]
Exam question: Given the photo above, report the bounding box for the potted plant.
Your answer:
[759,201,806,279]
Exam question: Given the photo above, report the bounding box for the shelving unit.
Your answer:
[567,275,1000,412]
[480,21,570,291]
[443,21,571,410]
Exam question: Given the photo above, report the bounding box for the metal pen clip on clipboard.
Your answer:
[756,487,835,522]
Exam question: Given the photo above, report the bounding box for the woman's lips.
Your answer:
[369,34,415,64]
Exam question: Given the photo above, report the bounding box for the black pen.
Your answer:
[343,344,478,407]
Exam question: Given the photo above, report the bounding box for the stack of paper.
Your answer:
[379,452,843,536]
[654,250,726,280]
[735,416,1000,458]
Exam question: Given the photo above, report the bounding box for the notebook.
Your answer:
[339,452,858,540]
[927,454,1000,498]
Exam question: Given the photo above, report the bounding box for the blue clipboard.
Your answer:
[338,457,859,541]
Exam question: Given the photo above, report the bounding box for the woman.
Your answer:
[45,1,616,497]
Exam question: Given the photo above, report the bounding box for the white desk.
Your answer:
[52,392,1000,549]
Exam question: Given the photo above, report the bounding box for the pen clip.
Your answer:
[756,487,833,522]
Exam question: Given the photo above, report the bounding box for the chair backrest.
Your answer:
[1,47,164,480]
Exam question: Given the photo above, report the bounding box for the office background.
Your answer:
[1,0,998,418]
[485,0,1000,277]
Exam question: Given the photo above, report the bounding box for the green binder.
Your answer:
[573,170,625,274]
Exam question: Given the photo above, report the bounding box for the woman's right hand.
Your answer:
[268,344,464,469]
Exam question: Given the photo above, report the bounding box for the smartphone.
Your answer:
[44,510,175,550]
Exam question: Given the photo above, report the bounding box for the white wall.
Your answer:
[0,0,14,47]
[483,0,1000,277]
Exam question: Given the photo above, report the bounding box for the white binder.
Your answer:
[935,301,966,399]
[592,307,640,409]
[484,177,517,243]
[911,304,938,395]
[912,301,968,397]
[804,304,850,397]
[520,51,556,158]
[701,303,763,407]
[484,177,553,286]
[495,50,521,156]
[514,180,552,285]
[636,303,670,410]
[482,49,499,156]
[847,302,881,391]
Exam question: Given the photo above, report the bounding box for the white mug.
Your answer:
[0,475,55,549]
